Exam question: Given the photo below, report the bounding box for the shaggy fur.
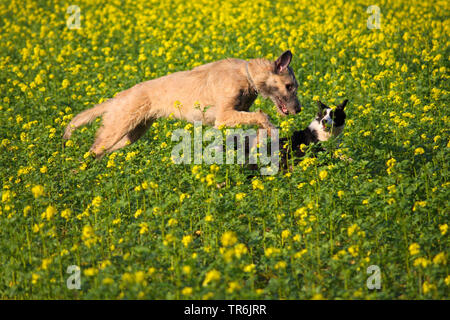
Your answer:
[64,50,301,158]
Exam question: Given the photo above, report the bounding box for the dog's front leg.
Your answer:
[215,110,276,136]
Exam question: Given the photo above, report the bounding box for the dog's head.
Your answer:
[257,50,301,116]
[316,99,348,134]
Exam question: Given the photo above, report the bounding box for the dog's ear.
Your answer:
[337,99,348,110]
[274,50,292,74]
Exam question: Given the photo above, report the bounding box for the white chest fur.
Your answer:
[308,120,344,141]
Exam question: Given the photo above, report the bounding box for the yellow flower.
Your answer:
[1,190,12,203]
[65,140,74,147]
[61,79,70,89]
[92,196,102,207]
[432,252,446,265]
[235,192,246,201]
[386,158,396,175]
[243,264,255,272]
[179,193,190,202]
[182,265,191,275]
[100,260,111,269]
[274,261,287,269]
[337,190,344,199]
[32,223,42,233]
[348,245,359,257]
[191,165,201,175]
[31,185,45,198]
[281,229,291,240]
[182,235,193,247]
[149,181,158,189]
[227,281,242,293]
[297,183,306,189]
[311,293,325,300]
[221,231,237,247]
[134,209,143,218]
[414,147,425,155]
[84,268,98,276]
[202,269,220,286]
[347,224,359,237]
[41,258,52,270]
[82,225,98,247]
[83,151,92,159]
[182,287,193,296]
[168,218,178,227]
[234,243,247,258]
[61,208,71,220]
[205,173,215,186]
[163,233,175,245]
[445,275,450,286]
[409,243,420,256]
[32,273,40,284]
[106,159,115,168]
[319,170,328,180]
[139,222,149,234]
[135,271,146,284]
[439,224,448,235]
[41,205,57,221]
[422,281,436,295]
[412,201,426,211]
[294,249,308,259]
[23,205,31,217]
[413,257,431,268]
[264,247,280,257]
[252,179,264,190]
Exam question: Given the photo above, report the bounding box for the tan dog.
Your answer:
[64,50,301,158]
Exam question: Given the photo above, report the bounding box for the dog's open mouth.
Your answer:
[322,122,332,132]
[274,97,289,115]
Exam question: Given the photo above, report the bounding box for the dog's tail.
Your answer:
[63,101,110,140]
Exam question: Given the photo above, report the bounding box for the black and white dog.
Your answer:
[279,99,348,166]
[280,99,348,157]
[232,99,348,172]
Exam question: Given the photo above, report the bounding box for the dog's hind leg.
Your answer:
[89,111,133,158]
[89,96,154,158]
[105,119,154,154]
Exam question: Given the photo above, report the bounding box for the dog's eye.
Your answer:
[286,84,293,91]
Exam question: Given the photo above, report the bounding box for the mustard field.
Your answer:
[0,0,448,299]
